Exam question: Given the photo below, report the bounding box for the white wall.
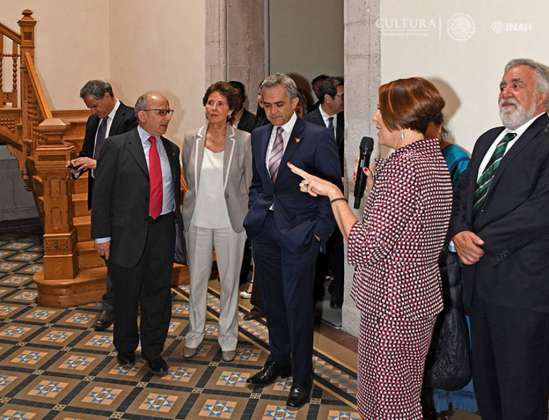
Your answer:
[0,1,110,109]
[109,0,207,148]
[380,0,549,152]
[269,0,344,95]
[1,2,207,148]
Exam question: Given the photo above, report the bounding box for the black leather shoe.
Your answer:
[145,357,169,376]
[287,384,311,408]
[243,307,265,321]
[247,361,291,387]
[94,309,114,331]
[116,352,135,368]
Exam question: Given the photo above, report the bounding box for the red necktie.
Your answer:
[148,136,163,219]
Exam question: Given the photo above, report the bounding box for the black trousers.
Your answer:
[101,273,114,311]
[471,296,549,420]
[252,213,319,386]
[314,229,344,302]
[109,213,175,360]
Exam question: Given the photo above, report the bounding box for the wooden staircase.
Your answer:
[0,10,188,307]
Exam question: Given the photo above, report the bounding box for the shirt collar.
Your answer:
[274,112,298,135]
[504,112,545,138]
[137,125,158,145]
[319,103,335,120]
[106,99,121,121]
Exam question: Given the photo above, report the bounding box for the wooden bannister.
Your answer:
[0,10,88,307]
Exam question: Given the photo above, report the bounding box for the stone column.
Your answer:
[205,0,227,84]
[342,0,381,336]
[205,0,266,110]
[226,0,266,110]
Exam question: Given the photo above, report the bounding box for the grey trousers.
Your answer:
[185,224,246,351]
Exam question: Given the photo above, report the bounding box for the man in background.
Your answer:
[68,80,136,331]
[305,76,345,309]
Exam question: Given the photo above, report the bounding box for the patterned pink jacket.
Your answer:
[349,138,453,320]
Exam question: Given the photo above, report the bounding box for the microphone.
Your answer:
[353,136,374,209]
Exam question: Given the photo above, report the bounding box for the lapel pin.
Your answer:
[295,137,301,143]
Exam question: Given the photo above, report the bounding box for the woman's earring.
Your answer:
[400,130,405,141]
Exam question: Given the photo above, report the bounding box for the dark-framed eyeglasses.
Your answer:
[143,109,175,116]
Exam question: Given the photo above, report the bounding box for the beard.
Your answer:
[499,97,537,129]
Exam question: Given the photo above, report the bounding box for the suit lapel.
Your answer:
[162,136,180,205]
[259,125,272,182]
[128,129,149,176]
[109,104,126,135]
[223,125,236,190]
[194,127,206,192]
[488,114,549,194]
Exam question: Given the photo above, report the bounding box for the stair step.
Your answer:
[73,215,91,241]
[71,174,88,194]
[72,192,89,217]
[77,240,104,269]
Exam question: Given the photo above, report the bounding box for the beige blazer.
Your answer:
[181,124,252,233]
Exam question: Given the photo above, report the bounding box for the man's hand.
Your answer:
[68,157,97,171]
[95,241,110,261]
[453,231,484,265]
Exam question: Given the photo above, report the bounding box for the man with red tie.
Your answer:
[91,92,181,375]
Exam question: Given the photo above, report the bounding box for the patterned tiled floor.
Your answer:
[0,229,360,419]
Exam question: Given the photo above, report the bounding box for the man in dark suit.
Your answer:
[91,92,181,376]
[229,81,256,133]
[244,73,341,408]
[305,77,345,309]
[451,59,549,419]
[69,80,137,331]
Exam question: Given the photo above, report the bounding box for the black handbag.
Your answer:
[173,215,187,264]
[425,251,472,390]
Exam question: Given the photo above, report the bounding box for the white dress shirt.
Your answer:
[319,104,337,139]
[265,112,298,169]
[191,148,232,228]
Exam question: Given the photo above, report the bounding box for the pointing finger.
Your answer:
[287,162,310,180]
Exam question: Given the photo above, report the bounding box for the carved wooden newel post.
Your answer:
[34,118,80,306]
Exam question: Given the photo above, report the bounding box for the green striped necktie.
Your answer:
[473,132,517,213]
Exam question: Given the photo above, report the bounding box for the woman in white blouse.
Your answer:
[181,82,252,362]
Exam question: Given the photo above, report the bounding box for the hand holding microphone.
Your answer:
[353,137,374,209]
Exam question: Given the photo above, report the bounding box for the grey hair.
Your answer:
[79,80,113,99]
[505,58,549,109]
[134,94,149,116]
[259,73,298,98]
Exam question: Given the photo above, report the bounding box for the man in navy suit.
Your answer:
[244,73,341,408]
[451,59,549,419]
[305,76,345,309]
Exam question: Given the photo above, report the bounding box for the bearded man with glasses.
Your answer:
[451,58,549,419]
